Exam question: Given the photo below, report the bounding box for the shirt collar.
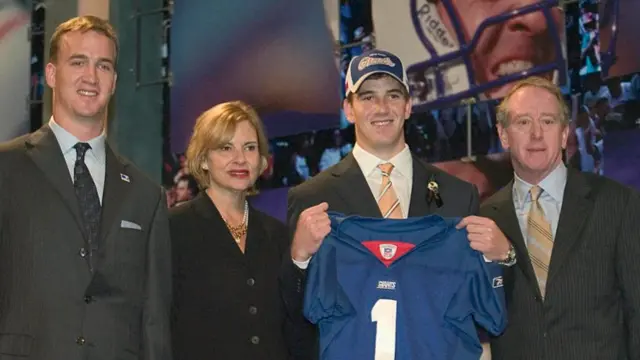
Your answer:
[513,162,567,209]
[49,117,106,163]
[352,143,413,178]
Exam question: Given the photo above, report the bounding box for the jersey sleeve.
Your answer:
[303,240,355,325]
[445,242,507,342]
[469,258,507,335]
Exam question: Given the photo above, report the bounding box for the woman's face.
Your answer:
[205,121,263,193]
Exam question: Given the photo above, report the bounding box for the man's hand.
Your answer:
[291,202,331,262]
[456,216,511,261]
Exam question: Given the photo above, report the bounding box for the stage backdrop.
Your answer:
[168,0,640,221]
[0,1,30,141]
[170,0,341,154]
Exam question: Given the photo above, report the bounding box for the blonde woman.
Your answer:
[169,101,300,359]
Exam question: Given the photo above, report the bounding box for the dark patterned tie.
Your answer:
[73,143,102,263]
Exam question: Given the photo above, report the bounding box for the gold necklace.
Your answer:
[223,201,249,243]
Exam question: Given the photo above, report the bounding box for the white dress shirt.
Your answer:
[293,143,414,269]
[49,117,107,204]
[351,143,413,218]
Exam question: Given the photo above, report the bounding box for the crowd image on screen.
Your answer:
[578,0,602,76]
[259,127,355,189]
[163,153,200,207]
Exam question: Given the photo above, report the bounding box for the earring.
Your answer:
[202,163,208,170]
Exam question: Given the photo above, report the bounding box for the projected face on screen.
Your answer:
[367,0,567,109]
[436,0,565,99]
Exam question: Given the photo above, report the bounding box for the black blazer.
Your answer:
[170,193,299,360]
[481,169,640,360]
[0,125,172,360]
[280,152,481,359]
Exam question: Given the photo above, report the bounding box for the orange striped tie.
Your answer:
[377,163,403,219]
[527,185,553,298]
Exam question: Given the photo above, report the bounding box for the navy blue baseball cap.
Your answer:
[345,49,410,96]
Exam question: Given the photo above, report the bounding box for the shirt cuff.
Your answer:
[292,257,311,269]
[483,255,491,263]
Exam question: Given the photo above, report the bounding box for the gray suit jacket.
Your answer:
[482,169,640,360]
[0,125,172,360]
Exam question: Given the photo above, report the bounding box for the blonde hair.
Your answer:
[496,76,569,127]
[49,16,119,64]
[185,101,269,188]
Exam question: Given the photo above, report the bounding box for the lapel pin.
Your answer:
[120,173,130,183]
[427,175,443,208]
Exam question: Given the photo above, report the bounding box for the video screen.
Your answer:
[598,0,640,79]
[257,127,355,189]
[367,0,567,109]
[579,0,602,76]
[338,0,375,128]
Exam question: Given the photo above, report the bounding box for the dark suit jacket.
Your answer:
[281,152,480,358]
[0,125,172,360]
[482,169,640,360]
[169,193,302,360]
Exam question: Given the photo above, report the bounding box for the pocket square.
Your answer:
[120,220,142,231]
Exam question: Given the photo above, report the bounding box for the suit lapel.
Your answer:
[26,125,86,237]
[488,184,542,297]
[408,156,432,217]
[98,144,132,242]
[244,206,264,265]
[331,154,381,218]
[192,193,247,259]
[547,170,594,283]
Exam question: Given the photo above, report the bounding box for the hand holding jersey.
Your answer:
[457,215,513,262]
[291,202,331,262]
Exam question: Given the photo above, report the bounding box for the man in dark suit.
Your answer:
[281,49,516,358]
[0,16,172,359]
[482,76,640,359]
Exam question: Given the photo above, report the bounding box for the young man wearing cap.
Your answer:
[281,49,514,358]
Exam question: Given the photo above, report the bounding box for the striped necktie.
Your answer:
[527,185,553,298]
[377,163,402,219]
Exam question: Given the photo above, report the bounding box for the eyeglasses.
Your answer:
[509,117,561,133]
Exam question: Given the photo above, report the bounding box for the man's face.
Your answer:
[437,0,564,99]
[343,75,411,159]
[45,30,117,122]
[175,180,192,202]
[498,86,569,183]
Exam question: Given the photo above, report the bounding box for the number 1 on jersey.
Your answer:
[371,299,398,360]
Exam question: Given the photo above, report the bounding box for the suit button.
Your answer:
[249,306,258,315]
[79,248,87,258]
[247,278,255,286]
[250,336,260,345]
[76,336,85,345]
[84,295,93,304]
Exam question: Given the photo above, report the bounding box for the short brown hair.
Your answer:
[186,101,269,188]
[49,16,119,64]
[496,76,569,127]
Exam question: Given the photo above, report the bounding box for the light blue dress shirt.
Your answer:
[49,118,106,204]
[512,163,568,244]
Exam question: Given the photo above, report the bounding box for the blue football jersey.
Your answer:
[303,213,507,360]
